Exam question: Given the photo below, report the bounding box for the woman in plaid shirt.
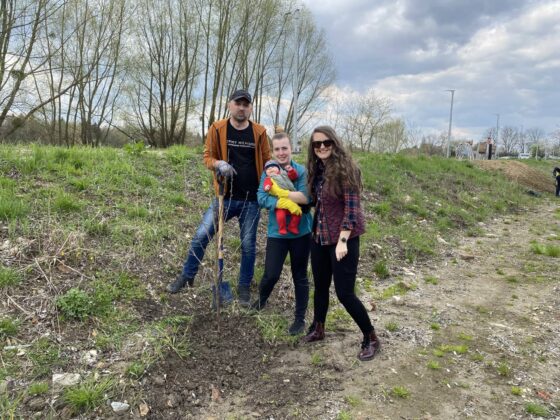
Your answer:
[303,126,380,361]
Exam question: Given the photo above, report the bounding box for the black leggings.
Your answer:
[556,176,560,196]
[310,236,373,335]
[258,234,311,320]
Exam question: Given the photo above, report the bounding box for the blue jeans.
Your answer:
[181,199,260,286]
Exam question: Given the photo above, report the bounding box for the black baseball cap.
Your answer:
[229,89,252,103]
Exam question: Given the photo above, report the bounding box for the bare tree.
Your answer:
[128,0,201,147]
[0,0,78,133]
[499,126,520,155]
[341,89,392,152]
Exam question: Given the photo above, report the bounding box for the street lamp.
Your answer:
[494,113,500,158]
[445,89,455,158]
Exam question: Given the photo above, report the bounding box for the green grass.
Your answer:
[510,386,522,396]
[390,386,410,399]
[0,266,22,288]
[525,402,550,417]
[254,314,298,346]
[373,260,390,278]
[0,317,19,338]
[379,281,416,299]
[424,276,438,285]
[497,361,511,377]
[385,321,399,332]
[530,241,560,257]
[64,377,114,413]
[28,382,49,396]
[427,360,441,370]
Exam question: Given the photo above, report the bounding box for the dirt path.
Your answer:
[145,200,559,420]
[180,199,559,420]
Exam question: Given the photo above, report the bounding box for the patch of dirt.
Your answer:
[4,197,559,419]
[475,160,555,193]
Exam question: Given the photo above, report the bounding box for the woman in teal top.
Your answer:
[252,132,312,335]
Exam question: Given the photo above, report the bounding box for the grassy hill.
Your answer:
[0,144,554,418]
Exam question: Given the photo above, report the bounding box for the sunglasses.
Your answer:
[312,139,334,149]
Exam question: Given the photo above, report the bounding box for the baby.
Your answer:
[263,160,301,235]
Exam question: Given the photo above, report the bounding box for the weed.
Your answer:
[436,344,469,355]
[525,402,549,417]
[28,337,66,378]
[424,276,438,285]
[0,392,23,418]
[311,352,323,367]
[53,192,82,213]
[0,317,19,338]
[471,353,484,362]
[497,361,511,377]
[64,377,114,413]
[28,382,49,396]
[457,332,473,341]
[0,190,28,221]
[531,241,560,257]
[510,386,522,396]
[373,260,390,278]
[336,411,352,420]
[433,349,445,357]
[344,395,361,407]
[0,266,22,288]
[379,281,416,299]
[326,307,353,329]
[126,362,146,379]
[385,321,399,332]
[56,288,107,321]
[504,275,520,284]
[124,141,146,155]
[391,386,410,399]
[430,322,441,330]
[427,360,441,370]
[255,314,298,346]
[496,268,505,275]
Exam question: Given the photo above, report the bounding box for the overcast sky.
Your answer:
[301,0,560,140]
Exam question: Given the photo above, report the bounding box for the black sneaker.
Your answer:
[166,276,194,293]
[288,319,305,335]
[237,285,251,307]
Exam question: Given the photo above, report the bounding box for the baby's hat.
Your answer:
[264,160,281,170]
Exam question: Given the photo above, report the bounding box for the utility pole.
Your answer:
[292,8,301,152]
[495,113,500,158]
[446,89,455,158]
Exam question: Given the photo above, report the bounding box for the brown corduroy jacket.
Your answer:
[203,118,271,197]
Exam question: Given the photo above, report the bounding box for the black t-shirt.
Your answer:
[226,120,258,201]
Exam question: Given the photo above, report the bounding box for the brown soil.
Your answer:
[475,160,555,193]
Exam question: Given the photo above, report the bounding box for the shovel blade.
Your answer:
[212,281,233,309]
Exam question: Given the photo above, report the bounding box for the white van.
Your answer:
[518,152,530,159]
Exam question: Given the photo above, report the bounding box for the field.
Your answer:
[1,145,559,419]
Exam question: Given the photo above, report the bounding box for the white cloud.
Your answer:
[302,0,560,138]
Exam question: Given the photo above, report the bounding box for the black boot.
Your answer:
[166,276,194,293]
[237,284,251,307]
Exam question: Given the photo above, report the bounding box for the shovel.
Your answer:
[212,174,233,310]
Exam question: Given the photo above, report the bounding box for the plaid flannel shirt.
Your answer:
[314,180,365,246]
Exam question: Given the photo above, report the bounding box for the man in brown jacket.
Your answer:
[167,89,271,306]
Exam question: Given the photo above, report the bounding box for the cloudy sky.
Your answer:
[301,0,560,140]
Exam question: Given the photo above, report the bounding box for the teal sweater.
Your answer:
[257,160,312,238]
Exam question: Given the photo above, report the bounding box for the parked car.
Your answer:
[518,152,530,159]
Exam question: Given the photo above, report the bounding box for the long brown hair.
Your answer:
[306,125,362,200]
